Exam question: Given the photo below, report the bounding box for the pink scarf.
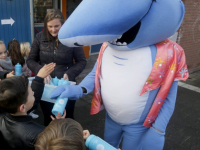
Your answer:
[91,39,189,127]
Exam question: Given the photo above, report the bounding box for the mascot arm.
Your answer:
[153,81,178,132]
[142,81,178,150]
[79,62,97,95]
[50,63,96,99]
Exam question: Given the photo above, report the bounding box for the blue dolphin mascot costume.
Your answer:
[51,0,188,149]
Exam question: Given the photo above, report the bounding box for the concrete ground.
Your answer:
[34,54,200,150]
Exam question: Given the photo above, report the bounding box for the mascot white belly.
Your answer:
[101,46,152,125]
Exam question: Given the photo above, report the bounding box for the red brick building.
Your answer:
[178,0,200,73]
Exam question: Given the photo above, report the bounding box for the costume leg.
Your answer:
[104,113,123,148]
[122,124,148,150]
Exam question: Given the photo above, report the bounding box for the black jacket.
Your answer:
[0,77,45,150]
[27,32,87,81]
[0,71,8,79]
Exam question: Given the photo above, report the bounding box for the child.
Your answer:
[35,118,87,150]
[0,41,13,72]
[8,39,32,77]
[8,39,38,118]
[20,42,35,77]
[20,42,31,60]
[35,118,121,150]
[0,63,57,150]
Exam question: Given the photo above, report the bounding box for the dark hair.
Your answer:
[35,118,85,150]
[8,39,25,66]
[0,76,29,113]
[44,9,65,49]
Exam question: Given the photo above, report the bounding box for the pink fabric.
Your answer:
[141,39,189,126]
[91,39,189,127]
[90,43,107,114]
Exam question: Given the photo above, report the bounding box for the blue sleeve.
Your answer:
[79,62,97,95]
[142,81,178,149]
[152,81,178,132]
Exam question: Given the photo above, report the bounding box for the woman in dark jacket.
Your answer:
[27,9,86,126]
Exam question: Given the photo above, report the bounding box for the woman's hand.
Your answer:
[6,71,14,78]
[50,110,66,120]
[63,73,69,80]
[83,130,90,140]
[44,75,52,84]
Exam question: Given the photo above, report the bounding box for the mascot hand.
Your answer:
[50,85,83,100]
[142,127,165,150]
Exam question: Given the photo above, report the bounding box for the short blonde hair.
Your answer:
[0,41,6,52]
[0,41,5,46]
[35,118,85,150]
[20,42,30,57]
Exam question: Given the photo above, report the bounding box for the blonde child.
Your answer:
[0,41,13,72]
[35,118,121,150]
[20,42,31,60]
[21,42,35,77]
[35,118,87,150]
[0,41,14,79]
[8,39,32,77]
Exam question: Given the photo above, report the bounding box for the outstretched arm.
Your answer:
[79,62,97,94]
[29,63,55,112]
[50,62,97,99]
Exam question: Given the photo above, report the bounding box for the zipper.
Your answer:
[52,41,56,77]
[53,49,56,77]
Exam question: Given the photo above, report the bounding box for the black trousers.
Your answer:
[40,100,76,126]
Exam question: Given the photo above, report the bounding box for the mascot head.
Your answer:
[58,0,185,50]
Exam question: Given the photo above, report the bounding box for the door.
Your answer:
[0,0,31,48]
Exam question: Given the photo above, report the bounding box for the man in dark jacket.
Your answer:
[0,63,55,150]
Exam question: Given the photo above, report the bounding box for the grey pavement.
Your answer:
[34,54,200,150]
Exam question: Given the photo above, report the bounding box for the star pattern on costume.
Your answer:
[154,57,165,69]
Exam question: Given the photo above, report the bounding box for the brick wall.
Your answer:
[177,0,200,73]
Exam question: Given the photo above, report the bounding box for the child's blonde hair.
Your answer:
[35,118,85,150]
[20,42,30,58]
[0,41,5,46]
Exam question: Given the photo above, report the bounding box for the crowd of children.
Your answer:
[0,39,120,150]
[0,40,31,77]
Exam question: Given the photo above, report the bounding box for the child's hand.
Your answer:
[83,130,90,139]
[50,110,66,120]
[6,71,14,78]
[37,63,55,79]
